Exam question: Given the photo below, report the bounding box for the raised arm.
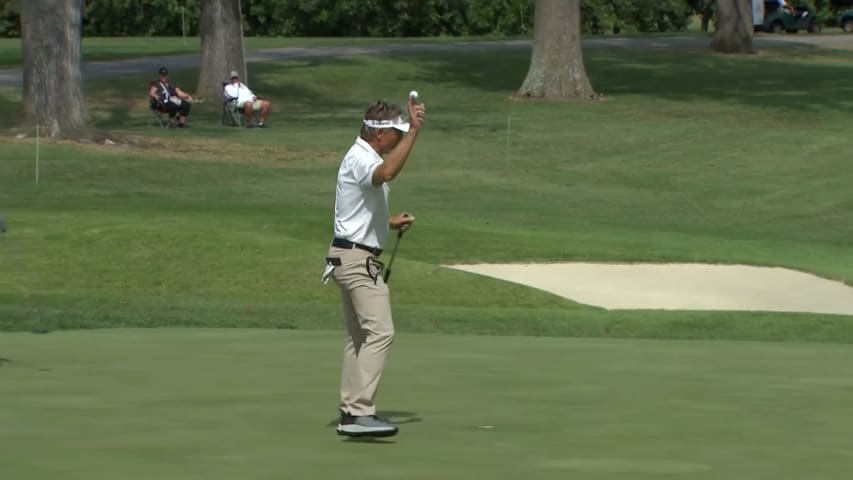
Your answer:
[371,97,426,187]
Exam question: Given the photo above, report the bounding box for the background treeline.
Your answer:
[0,0,850,38]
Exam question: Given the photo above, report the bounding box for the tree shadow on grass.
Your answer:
[84,56,373,131]
[249,57,408,126]
[0,87,22,131]
[587,48,853,113]
[81,42,853,132]
[391,44,853,113]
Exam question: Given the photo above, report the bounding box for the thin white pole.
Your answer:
[35,124,40,185]
[505,115,511,168]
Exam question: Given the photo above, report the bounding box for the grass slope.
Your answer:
[1,44,851,340]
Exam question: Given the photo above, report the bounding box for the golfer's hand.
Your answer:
[408,96,425,131]
[390,212,415,232]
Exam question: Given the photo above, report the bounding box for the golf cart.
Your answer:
[753,0,822,33]
[840,10,853,32]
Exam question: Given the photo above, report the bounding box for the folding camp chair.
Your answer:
[221,82,259,127]
[149,97,171,127]
[222,82,244,126]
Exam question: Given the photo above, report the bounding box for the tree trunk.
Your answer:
[197,0,246,101]
[701,13,711,32]
[516,0,597,101]
[711,0,755,54]
[20,0,88,139]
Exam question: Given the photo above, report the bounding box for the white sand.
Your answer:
[445,263,853,316]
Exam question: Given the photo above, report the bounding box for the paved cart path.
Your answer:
[2,34,852,87]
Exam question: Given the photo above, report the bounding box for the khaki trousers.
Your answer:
[328,246,394,417]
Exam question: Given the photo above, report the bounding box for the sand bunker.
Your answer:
[445,263,853,316]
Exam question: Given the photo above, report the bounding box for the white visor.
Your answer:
[363,115,410,133]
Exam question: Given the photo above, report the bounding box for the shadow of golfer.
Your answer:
[377,411,423,425]
[343,437,397,444]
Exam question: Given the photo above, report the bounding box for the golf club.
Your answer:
[382,93,419,285]
[383,230,403,283]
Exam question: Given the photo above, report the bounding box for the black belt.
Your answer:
[332,237,383,256]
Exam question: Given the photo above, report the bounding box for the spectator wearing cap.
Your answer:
[148,67,194,128]
[223,70,271,128]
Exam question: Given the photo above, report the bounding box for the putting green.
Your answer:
[1,329,851,479]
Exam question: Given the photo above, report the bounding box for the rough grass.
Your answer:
[0,43,851,341]
[2,39,853,480]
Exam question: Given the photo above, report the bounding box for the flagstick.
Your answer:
[505,114,511,168]
[35,124,40,185]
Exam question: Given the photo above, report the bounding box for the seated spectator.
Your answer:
[223,70,271,128]
[149,67,194,128]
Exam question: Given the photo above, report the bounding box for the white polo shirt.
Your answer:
[223,82,256,107]
[333,137,390,249]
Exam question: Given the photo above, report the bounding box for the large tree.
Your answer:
[711,0,755,54]
[516,0,597,101]
[197,0,246,101]
[20,0,87,139]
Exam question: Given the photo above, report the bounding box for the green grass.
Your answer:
[2,39,853,480]
[2,329,853,480]
[0,32,733,69]
[1,42,852,341]
[0,35,528,69]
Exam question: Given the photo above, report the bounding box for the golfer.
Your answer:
[323,96,425,438]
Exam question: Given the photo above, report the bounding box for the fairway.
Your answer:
[2,329,853,480]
